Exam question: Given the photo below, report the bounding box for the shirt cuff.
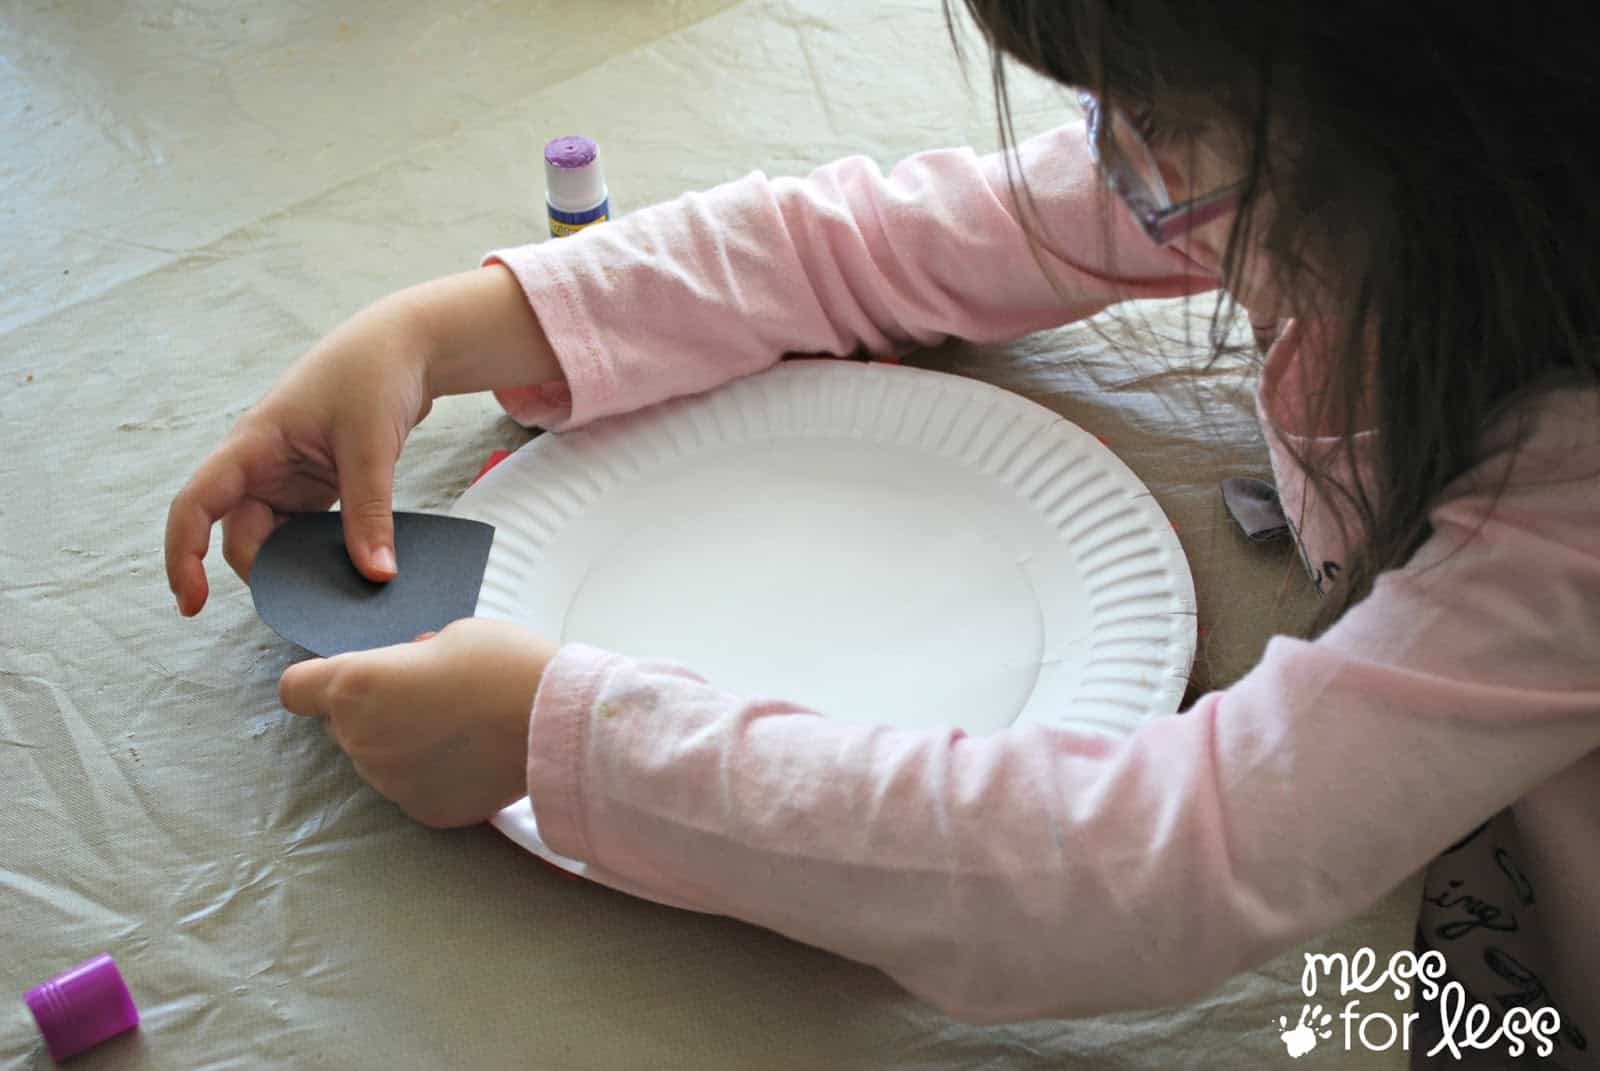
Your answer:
[525,641,618,862]
[482,241,618,431]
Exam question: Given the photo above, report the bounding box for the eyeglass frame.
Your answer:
[1077,90,1243,247]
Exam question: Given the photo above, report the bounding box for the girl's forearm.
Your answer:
[400,264,564,399]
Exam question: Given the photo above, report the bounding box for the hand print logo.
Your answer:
[1278,1004,1334,1059]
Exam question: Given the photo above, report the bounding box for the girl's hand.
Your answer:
[164,293,435,615]
[164,266,564,617]
[278,618,559,828]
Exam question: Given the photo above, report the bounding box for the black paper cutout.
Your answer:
[250,511,495,657]
[1220,476,1290,543]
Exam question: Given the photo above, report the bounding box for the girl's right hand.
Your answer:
[164,294,435,617]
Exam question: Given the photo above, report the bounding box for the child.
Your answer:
[165,2,1598,1064]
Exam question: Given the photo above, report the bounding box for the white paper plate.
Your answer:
[451,359,1195,876]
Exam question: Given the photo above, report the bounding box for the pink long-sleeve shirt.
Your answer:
[484,123,1600,1060]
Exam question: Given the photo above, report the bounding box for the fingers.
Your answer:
[165,449,251,616]
[334,434,400,582]
[279,657,338,717]
[221,499,283,584]
[280,639,426,718]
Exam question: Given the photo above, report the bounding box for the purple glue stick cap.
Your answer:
[543,135,598,169]
[24,953,140,1062]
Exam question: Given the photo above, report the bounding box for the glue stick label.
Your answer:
[549,213,608,238]
[548,198,610,238]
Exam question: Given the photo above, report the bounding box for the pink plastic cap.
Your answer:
[24,953,140,1062]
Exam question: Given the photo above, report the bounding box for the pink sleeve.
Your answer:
[484,122,1214,429]
[524,400,1600,1022]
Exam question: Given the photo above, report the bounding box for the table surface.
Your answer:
[1,1,1419,1067]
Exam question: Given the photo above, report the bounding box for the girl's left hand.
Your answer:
[279,618,559,828]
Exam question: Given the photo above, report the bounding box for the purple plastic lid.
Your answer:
[544,135,598,169]
[24,953,140,1062]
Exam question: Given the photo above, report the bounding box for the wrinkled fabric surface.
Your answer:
[1,1,1418,1067]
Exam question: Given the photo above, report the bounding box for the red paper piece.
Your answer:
[473,450,513,485]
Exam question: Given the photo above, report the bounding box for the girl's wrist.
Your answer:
[367,290,441,404]
[379,282,461,403]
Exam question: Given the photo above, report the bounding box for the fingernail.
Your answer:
[373,547,397,574]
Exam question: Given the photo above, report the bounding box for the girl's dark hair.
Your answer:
[948,1,1600,633]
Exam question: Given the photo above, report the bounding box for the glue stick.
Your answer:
[543,135,609,238]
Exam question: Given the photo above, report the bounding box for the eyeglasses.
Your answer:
[1078,91,1242,247]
